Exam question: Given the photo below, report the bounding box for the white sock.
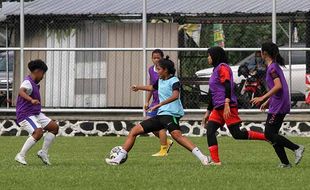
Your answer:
[114,148,127,163]
[191,147,205,161]
[19,136,37,157]
[42,132,56,153]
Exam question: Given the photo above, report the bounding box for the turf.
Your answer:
[0,136,309,190]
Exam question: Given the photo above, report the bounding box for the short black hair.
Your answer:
[152,49,164,58]
[28,59,48,73]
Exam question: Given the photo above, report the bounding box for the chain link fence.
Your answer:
[0,0,309,110]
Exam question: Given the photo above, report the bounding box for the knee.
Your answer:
[171,131,182,141]
[206,128,215,138]
[50,122,59,134]
[230,130,245,140]
[264,130,275,142]
[129,125,143,137]
[33,128,44,140]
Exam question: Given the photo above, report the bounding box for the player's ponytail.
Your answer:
[262,42,285,67]
[159,56,176,75]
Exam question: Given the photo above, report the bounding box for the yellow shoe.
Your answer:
[152,145,168,157]
[151,150,168,157]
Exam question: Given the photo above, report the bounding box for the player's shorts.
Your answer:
[18,113,52,135]
[140,115,181,133]
[146,109,158,118]
[208,107,241,127]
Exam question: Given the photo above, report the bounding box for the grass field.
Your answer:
[0,136,309,190]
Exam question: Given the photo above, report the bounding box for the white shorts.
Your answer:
[18,113,52,135]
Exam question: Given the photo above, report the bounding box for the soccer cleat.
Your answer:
[37,150,51,165]
[201,155,212,166]
[105,158,120,166]
[15,153,27,165]
[152,139,174,157]
[152,150,168,157]
[278,163,292,168]
[294,145,305,165]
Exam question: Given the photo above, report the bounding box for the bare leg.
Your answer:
[122,124,145,152]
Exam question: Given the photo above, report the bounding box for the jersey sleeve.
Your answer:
[218,65,231,83]
[152,79,159,90]
[270,68,279,80]
[172,81,181,91]
[20,80,33,95]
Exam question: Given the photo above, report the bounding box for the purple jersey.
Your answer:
[16,76,41,123]
[148,65,159,107]
[209,63,237,108]
[266,62,290,114]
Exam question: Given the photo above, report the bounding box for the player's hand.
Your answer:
[147,104,160,112]
[260,101,269,112]
[31,99,40,105]
[250,96,264,106]
[144,102,149,110]
[223,103,231,120]
[131,85,139,92]
[201,111,210,128]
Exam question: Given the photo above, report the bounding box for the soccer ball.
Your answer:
[109,146,128,164]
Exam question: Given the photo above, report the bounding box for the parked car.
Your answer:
[0,51,14,106]
[195,43,307,108]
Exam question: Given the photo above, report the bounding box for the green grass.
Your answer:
[0,136,309,190]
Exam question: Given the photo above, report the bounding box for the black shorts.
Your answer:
[140,115,181,133]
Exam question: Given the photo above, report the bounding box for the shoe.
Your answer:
[201,156,212,166]
[152,140,174,157]
[210,161,222,166]
[37,150,51,165]
[166,139,174,154]
[278,163,292,168]
[294,145,305,165]
[152,151,168,157]
[15,153,27,165]
[105,158,120,166]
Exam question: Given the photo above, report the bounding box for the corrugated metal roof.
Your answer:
[1,0,310,18]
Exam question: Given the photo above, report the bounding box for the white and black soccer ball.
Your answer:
[109,146,128,164]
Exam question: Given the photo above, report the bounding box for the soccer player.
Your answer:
[251,42,305,168]
[201,47,267,165]
[145,49,173,157]
[106,56,210,165]
[15,59,59,165]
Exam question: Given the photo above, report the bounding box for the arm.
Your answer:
[261,78,282,100]
[132,85,154,92]
[202,89,213,128]
[219,65,232,119]
[144,91,153,110]
[18,88,40,105]
[251,74,282,105]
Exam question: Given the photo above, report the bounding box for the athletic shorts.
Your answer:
[140,115,181,133]
[208,107,241,127]
[18,113,52,135]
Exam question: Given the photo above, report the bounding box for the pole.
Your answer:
[272,0,276,43]
[5,24,9,108]
[288,21,292,101]
[20,0,24,84]
[142,0,147,117]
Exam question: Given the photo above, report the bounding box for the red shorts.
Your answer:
[208,107,241,127]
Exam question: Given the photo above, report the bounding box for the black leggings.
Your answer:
[207,121,248,147]
[265,114,299,164]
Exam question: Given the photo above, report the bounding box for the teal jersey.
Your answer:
[154,76,184,117]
